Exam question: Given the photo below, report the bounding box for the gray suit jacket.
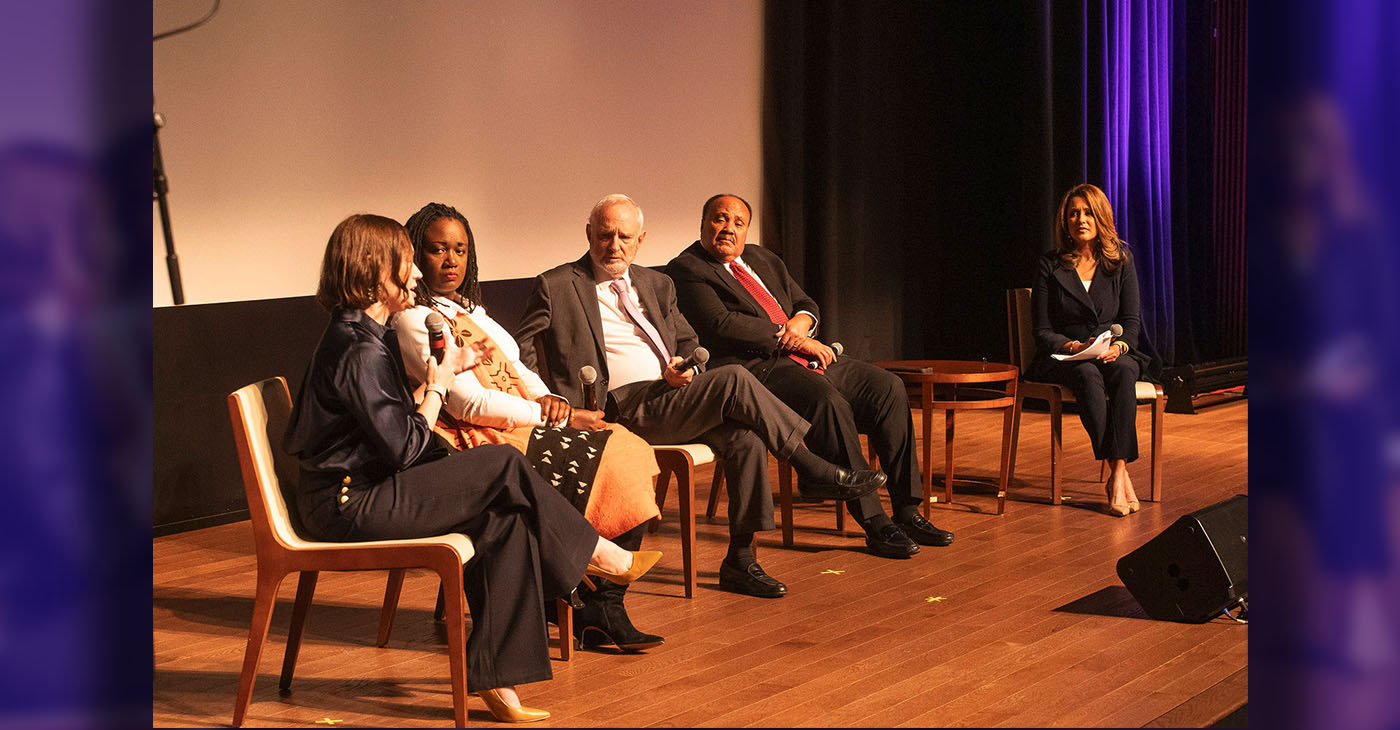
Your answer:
[514,253,701,408]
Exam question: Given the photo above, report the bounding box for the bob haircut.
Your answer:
[315,213,413,311]
[405,202,482,310]
[1054,183,1127,272]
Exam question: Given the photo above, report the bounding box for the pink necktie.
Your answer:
[728,263,819,371]
[610,279,671,368]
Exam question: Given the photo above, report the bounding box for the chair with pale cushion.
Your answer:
[1005,288,1165,505]
[228,377,569,728]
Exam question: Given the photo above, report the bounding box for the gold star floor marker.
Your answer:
[821,569,845,575]
[314,719,342,726]
[925,596,947,603]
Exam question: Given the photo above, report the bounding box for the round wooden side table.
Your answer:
[872,360,1019,515]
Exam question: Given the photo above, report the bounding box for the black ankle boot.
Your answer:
[573,584,664,652]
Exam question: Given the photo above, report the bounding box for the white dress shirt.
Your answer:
[594,269,666,391]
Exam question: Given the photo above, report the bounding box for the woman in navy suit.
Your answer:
[1029,184,1153,516]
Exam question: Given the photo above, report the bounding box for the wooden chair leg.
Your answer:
[1150,389,1165,502]
[557,598,573,661]
[1049,391,1063,505]
[650,465,673,534]
[778,461,795,548]
[435,564,469,728]
[376,569,404,648]
[1007,392,1023,492]
[997,390,1015,515]
[943,409,955,504]
[278,570,318,691]
[676,461,696,599]
[233,569,287,728]
[706,465,724,519]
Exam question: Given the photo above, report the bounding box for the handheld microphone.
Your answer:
[579,365,598,410]
[806,341,844,369]
[1109,324,1123,338]
[425,312,447,364]
[677,346,709,374]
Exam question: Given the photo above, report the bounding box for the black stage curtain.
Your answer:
[762,0,1246,366]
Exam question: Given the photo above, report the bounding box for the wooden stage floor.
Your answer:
[154,400,1248,727]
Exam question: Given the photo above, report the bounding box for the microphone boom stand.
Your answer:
[154,109,185,305]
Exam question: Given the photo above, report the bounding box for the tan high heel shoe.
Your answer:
[585,550,662,587]
[477,688,550,723]
[1104,481,1130,517]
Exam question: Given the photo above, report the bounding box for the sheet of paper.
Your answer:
[1051,329,1114,361]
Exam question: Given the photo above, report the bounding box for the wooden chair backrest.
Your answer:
[1006,288,1035,370]
[227,377,315,551]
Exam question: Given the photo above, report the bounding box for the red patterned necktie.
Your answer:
[728,262,819,371]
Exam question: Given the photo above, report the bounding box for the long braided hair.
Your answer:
[404,202,484,310]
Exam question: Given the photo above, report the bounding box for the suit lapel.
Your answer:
[744,251,794,316]
[570,261,608,369]
[1053,264,1097,316]
[1089,265,1116,321]
[631,267,674,349]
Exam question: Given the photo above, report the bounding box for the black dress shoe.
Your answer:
[718,558,787,598]
[895,513,954,546]
[573,597,664,652]
[797,467,887,501]
[865,522,920,558]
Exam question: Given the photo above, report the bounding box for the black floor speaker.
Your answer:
[1116,494,1248,622]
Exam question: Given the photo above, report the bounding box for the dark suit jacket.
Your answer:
[515,253,700,407]
[1029,249,1151,378]
[666,241,820,379]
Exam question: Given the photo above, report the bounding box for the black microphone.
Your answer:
[677,346,709,374]
[579,365,598,410]
[425,312,447,364]
[806,341,844,369]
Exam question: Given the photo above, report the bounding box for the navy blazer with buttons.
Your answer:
[1029,249,1151,379]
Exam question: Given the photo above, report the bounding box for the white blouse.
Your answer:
[392,298,555,429]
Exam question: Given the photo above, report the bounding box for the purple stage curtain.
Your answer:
[1090,0,1176,365]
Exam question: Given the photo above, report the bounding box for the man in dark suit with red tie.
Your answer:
[666,194,954,558]
[516,194,886,598]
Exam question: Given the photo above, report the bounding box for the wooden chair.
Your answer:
[1004,288,1165,505]
[228,378,571,726]
[705,456,849,547]
[649,444,717,598]
[228,377,473,726]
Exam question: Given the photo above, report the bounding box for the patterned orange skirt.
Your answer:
[434,418,660,540]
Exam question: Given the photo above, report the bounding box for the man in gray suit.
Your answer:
[516,194,884,599]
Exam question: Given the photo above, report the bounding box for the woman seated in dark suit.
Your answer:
[1030,184,1153,516]
[284,213,660,723]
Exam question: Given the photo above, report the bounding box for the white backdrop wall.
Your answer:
[152,0,762,306]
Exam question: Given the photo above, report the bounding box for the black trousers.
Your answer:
[1036,356,1141,462]
[610,365,810,535]
[755,356,923,522]
[308,445,597,690]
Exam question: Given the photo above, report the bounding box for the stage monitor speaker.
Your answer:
[1116,494,1247,623]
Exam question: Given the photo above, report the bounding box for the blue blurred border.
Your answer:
[0,2,151,725]
[1251,1,1400,728]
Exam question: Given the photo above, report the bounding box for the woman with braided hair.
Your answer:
[390,202,666,653]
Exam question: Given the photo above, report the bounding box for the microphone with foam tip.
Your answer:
[579,365,598,410]
[1109,324,1123,338]
[806,341,844,369]
[676,346,709,375]
[425,312,447,364]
